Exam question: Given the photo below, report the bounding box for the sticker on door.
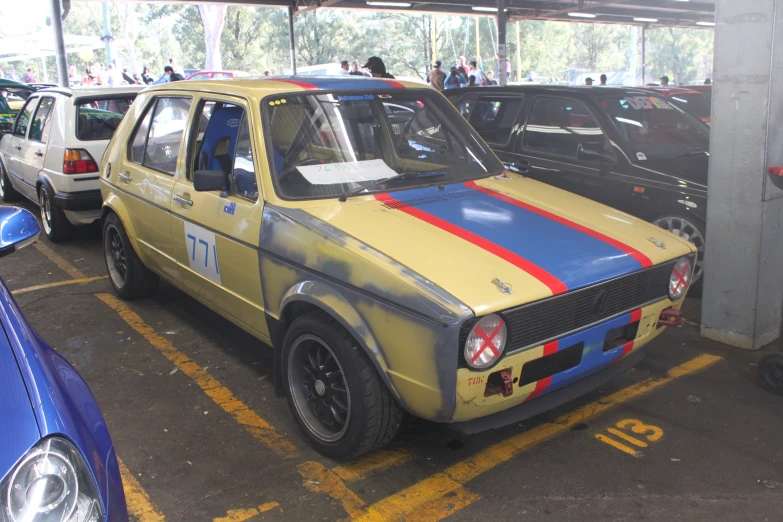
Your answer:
[183,221,222,285]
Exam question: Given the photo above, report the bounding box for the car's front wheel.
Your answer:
[0,161,20,202]
[283,312,402,459]
[758,353,783,396]
[103,213,159,299]
[653,214,705,294]
[38,183,72,241]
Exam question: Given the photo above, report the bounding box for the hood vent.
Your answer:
[380,189,480,210]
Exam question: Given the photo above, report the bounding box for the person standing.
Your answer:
[585,77,594,86]
[659,75,670,86]
[340,60,350,75]
[122,68,135,84]
[599,73,607,86]
[444,67,464,90]
[164,65,184,82]
[467,60,486,85]
[426,61,446,91]
[106,64,122,85]
[485,71,498,86]
[23,69,36,84]
[7,69,21,82]
[169,58,184,76]
[362,57,395,79]
[141,66,154,85]
[348,61,366,76]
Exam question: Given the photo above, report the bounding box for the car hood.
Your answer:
[636,153,709,187]
[301,176,694,315]
[0,334,40,480]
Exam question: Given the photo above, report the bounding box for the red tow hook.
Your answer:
[657,307,682,328]
[768,166,783,177]
[500,370,514,397]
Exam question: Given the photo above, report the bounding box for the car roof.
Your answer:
[443,84,666,100]
[34,85,145,98]
[144,76,429,98]
[637,86,703,96]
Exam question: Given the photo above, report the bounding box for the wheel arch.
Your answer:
[100,194,143,259]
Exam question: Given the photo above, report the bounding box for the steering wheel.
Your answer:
[278,158,324,184]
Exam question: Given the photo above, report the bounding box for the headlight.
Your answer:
[1,437,102,522]
[464,314,507,369]
[669,256,693,300]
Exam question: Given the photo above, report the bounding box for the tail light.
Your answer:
[63,149,99,174]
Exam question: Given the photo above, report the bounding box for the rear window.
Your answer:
[75,95,136,141]
[669,93,710,119]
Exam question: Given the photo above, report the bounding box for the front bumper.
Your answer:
[451,297,679,426]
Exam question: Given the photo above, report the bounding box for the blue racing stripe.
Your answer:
[292,77,403,90]
[390,184,643,291]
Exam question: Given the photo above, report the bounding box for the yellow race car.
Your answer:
[100,77,696,458]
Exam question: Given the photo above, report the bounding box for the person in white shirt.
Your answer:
[467,60,486,85]
[106,63,122,85]
[340,61,350,75]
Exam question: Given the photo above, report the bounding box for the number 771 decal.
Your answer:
[183,221,222,285]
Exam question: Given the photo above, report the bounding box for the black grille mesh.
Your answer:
[460,260,676,359]
[519,342,584,387]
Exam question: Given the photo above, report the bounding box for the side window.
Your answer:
[191,100,256,200]
[13,98,37,137]
[143,97,192,175]
[455,96,476,120]
[523,97,604,158]
[29,97,55,142]
[129,101,155,164]
[468,97,523,145]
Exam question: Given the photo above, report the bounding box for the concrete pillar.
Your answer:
[701,0,783,350]
[49,0,69,88]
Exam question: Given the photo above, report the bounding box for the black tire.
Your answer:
[652,214,705,297]
[38,183,73,242]
[282,312,402,459]
[758,353,783,396]
[103,212,159,299]
[0,160,20,202]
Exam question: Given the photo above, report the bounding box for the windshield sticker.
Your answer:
[338,94,375,101]
[636,152,648,161]
[625,96,673,110]
[297,159,399,185]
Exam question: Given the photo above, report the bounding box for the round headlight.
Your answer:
[464,314,507,369]
[669,256,692,300]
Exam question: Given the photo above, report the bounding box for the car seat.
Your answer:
[198,105,244,174]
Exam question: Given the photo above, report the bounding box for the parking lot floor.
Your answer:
[2,204,782,521]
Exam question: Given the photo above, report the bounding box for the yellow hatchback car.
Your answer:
[100,77,695,458]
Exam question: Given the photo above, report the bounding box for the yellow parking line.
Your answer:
[96,293,300,460]
[332,448,415,483]
[354,353,722,521]
[119,459,166,521]
[12,275,107,295]
[33,242,86,279]
[297,461,366,518]
[213,502,280,522]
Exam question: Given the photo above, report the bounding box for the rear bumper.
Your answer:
[54,189,102,211]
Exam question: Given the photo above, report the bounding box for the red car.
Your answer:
[185,70,249,80]
[640,86,711,124]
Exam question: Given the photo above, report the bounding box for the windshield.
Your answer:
[76,95,136,141]
[601,94,709,159]
[668,92,711,119]
[264,90,503,200]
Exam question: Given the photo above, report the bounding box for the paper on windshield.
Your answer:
[297,159,398,185]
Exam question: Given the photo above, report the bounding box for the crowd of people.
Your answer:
[65,58,186,88]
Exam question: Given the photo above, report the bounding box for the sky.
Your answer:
[1,0,67,37]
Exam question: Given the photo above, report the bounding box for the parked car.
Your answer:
[0,86,142,241]
[0,78,35,137]
[100,77,696,458]
[0,206,128,521]
[184,70,249,80]
[687,84,712,105]
[446,85,709,288]
[640,86,712,124]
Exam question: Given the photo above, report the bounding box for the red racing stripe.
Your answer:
[274,79,319,90]
[383,80,406,89]
[618,309,642,360]
[523,341,559,402]
[375,193,567,295]
[464,181,653,269]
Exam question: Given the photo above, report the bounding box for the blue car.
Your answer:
[0,207,127,521]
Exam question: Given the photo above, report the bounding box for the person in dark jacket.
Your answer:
[165,65,185,82]
[363,56,395,79]
[141,66,154,85]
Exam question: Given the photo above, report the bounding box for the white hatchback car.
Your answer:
[0,86,142,240]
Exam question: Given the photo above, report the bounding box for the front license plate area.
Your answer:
[519,342,584,387]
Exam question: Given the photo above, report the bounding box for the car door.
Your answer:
[514,95,628,208]
[459,93,528,174]
[116,94,193,283]
[21,96,56,191]
[169,95,269,340]
[2,96,39,200]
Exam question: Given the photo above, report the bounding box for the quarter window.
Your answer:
[468,97,523,145]
[129,103,154,164]
[191,100,257,201]
[523,97,604,158]
[134,97,192,175]
[29,97,55,142]
[76,95,136,141]
[13,98,37,137]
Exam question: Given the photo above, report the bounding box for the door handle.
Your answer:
[507,161,530,174]
[118,172,132,182]
[173,194,193,207]
[15,146,21,151]
[34,151,43,157]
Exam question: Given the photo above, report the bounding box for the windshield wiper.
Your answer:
[338,170,448,202]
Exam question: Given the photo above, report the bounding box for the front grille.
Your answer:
[460,260,676,361]
[519,342,584,387]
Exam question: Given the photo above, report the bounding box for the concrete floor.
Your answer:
[2,203,782,522]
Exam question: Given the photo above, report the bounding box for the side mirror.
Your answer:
[577,143,609,163]
[0,207,40,259]
[193,170,227,192]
